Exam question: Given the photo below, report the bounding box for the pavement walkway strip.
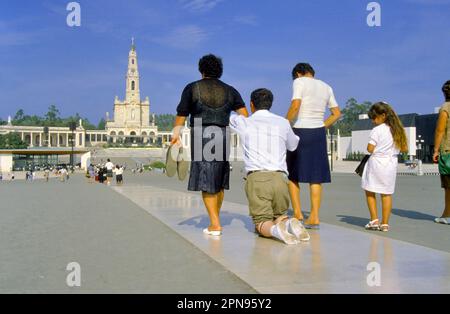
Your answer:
[112,185,450,294]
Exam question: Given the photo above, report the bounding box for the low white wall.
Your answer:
[0,154,13,173]
[405,127,416,157]
[80,152,91,170]
[338,137,352,160]
[352,130,372,154]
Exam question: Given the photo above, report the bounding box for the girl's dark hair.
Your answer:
[198,54,223,78]
[368,102,408,153]
[292,63,315,80]
[443,80,450,100]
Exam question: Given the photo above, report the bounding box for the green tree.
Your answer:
[80,118,97,130]
[14,109,25,122]
[97,118,106,130]
[8,107,100,129]
[45,105,60,124]
[0,118,6,126]
[0,133,28,149]
[331,98,372,136]
[155,114,176,131]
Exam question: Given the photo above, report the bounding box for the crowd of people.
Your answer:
[0,166,72,183]
[0,159,129,185]
[169,53,450,244]
[87,159,125,186]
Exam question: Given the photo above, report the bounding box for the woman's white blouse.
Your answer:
[292,77,339,129]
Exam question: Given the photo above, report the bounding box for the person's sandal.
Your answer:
[165,145,180,178]
[203,228,222,236]
[435,217,450,225]
[177,147,189,181]
[365,219,380,231]
[380,224,390,232]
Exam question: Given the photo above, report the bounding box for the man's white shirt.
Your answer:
[230,110,299,174]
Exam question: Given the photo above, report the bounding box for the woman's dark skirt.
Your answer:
[188,125,230,194]
[287,127,331,184]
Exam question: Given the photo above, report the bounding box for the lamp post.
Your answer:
[416,135,425,161]
[416,135,425,176]
[69,121,77,169]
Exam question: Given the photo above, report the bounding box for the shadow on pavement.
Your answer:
[337,208,436,227]
[178,211,255,233]
[391,208,436,221]
[336,215,367,228]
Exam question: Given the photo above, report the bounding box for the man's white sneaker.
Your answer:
[274,221,299,245]
[289,218,310,242]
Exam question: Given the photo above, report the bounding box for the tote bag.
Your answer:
[439,153,450,175]
[355,155,371,177]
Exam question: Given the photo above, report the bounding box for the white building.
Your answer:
[106,38,159,145]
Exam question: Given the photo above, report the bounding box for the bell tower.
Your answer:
[126,37,140,103]
[106,38,152,137]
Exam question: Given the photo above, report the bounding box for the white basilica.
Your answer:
[0,40,174,149]
[106,38,161,145]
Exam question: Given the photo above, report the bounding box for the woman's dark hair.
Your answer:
[198,54,223,78]
[292,63,315,80]
[443,80,450,100]
[368,102,408,153]
[251,88,273,111]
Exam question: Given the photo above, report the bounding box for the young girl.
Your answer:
[362,102,408,232]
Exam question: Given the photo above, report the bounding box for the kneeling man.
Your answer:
[230,89,310,244]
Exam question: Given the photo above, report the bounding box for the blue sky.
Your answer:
[1,0,449,124]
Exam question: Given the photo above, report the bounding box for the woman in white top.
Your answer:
[363,102,408,232]
[105,159,114,184]
[286,63,341,229]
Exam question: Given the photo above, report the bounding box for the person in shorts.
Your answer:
[433,80,450,225]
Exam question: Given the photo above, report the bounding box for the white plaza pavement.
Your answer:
[112,184,450,294]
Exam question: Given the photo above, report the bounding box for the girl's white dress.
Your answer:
[362,123,400,195]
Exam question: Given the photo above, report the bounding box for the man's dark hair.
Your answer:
[107,159,111,162]
[443,80,450,100]
[251,88,274,111]
[198,54,223,79]
[292,63,315,80]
